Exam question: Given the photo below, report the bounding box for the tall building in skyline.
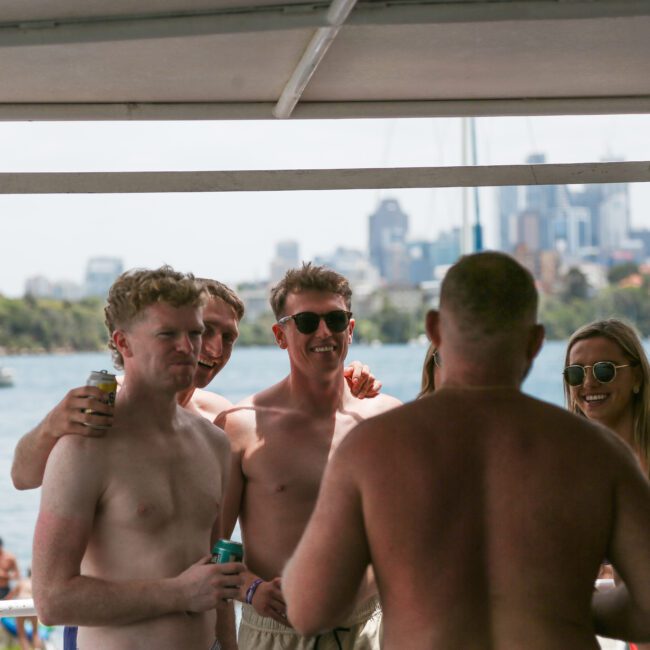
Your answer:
[408,228,461,285]
[497,152,633,279]
[84,257,123,298]
[368,198,410,285]
[270,240,300,284]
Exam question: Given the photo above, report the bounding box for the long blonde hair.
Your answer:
[418,343,437,399]
[565,319,650,475]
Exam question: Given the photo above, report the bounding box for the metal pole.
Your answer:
[470,117,484,252]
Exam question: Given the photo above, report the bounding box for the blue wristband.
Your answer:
[245,578,264,605]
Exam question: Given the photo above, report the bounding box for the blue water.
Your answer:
[0,341,568,573]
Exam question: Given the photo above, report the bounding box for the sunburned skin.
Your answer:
[32,302,242,650]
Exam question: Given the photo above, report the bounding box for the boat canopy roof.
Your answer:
[1,0,650,121]
[2,0,650,194]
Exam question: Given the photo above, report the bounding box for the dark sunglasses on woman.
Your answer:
[563,361,633,387]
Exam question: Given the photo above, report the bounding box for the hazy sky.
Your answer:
[1,114,649,297]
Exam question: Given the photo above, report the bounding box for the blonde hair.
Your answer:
[565,318,650,476]
[418,343,437,399]
[105,266,205,369]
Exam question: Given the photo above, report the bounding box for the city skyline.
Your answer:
[17,176,644,306]
[1,114,649,297]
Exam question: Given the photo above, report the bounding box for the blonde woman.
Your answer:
[564,318,650,478]
[565,319,650,650]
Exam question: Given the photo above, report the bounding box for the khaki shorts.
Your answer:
[238,596,382,650]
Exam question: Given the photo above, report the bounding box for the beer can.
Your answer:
[85,370,117,414]
[211,539,243,564]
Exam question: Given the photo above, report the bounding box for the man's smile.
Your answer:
[311,345,336,353]
[198,357,217,369]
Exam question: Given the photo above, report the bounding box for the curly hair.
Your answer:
[269,263,352,319]
[105,266,205,368]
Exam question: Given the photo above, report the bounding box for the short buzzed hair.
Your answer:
[105,266,205,369]
[440,252,538,339]
[270,263,352,318]
[198,279,245,322]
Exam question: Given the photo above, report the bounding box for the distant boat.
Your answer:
[0,367,14,387]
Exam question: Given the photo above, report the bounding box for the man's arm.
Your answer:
[12,386,114,490]
[283,431,370,635]
[32,435,243,627]
[218,410,247,542]
[592,446,650,642]
[217,406,292,626]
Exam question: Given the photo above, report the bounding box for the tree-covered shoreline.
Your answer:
[3,266,650,353]
[0,296,108,355]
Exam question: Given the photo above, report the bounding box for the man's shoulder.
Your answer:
[220,380,287,423]
[177,406,232,459]
[190,388,233,421]
[348,390,401,420]
[42,431,110,494]
[50,430,110,461]
[368,392,402,411]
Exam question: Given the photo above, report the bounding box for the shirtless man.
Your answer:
[220,263,401,649]
[31,267,244,650]
[0,538,20,599]
[283,252,650,649]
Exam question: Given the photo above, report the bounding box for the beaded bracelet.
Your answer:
[245,578,264,605]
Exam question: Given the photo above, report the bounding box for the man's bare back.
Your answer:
[337,388,649,649]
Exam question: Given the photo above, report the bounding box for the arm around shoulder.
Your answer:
[11,422,60,490]
[11,386,114,490]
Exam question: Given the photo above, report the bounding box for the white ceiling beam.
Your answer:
[0,161,648,194]
[2,96,650,122]
[274,0,358,118]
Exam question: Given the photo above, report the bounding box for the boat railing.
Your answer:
[0,598,37,617]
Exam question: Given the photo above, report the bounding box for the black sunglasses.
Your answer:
[277,310,352,335]
[563,361,632,387]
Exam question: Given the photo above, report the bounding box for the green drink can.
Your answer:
[211,539,243,564]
